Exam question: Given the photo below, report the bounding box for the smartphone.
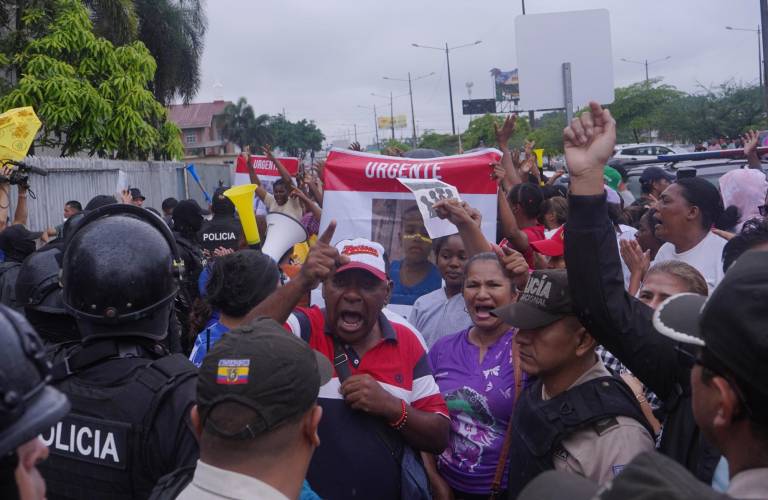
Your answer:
[676,169,696,180]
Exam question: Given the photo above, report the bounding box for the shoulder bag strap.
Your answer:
[489,337,523,499]
[332,335,352,382]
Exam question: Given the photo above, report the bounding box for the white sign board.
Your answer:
[515,9,614,110]
[397,179,460,239]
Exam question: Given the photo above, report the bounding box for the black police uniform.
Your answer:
[506,376,654,498]
[38,204,200,500]
[40,341,198,500]
[197,215,242,254]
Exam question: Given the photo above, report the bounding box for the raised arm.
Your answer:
[248,222,347,324]
[12,185,28,226]
[563,102,685,401]
[494,116,522,190]
[263,145,296,189]
[242,149,269,201]
[742,129,762,169]
[290,187,322,220]
[433,198,489,257]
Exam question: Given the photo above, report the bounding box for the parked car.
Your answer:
[613,143,686,160]
[624,159,768,199]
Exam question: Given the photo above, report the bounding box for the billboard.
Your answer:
[462,99,497,115]
[490,68,520,101]
[377,115,408,130]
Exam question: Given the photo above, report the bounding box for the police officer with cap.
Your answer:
[197,187,243,256]
[38,204,199,499]
[0,304,70,499]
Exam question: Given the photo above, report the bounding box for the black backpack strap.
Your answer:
[332,335,352,382]
[51,340,152,381]
[147,464,196,500]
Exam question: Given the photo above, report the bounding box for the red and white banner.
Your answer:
[234,154,300,214]
[320,147,501,259]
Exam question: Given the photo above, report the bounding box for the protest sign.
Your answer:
[397,178,461,240]
[319,148,501,315]
[233,154,300,214]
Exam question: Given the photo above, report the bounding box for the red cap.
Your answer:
[530,225,565,257]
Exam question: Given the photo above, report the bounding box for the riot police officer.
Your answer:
[38,204,199,500]
[0,304,70,499]
[14,246,79,354]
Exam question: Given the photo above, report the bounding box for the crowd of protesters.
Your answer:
[0,100,766,500]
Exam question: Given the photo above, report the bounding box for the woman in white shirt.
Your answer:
[653,177,729,291]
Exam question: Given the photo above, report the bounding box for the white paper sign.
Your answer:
[116,170,129,196]
[397,178,461,239]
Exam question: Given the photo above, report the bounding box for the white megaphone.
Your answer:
[261,212,309,262]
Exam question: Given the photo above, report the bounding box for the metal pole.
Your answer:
[354,124,358,143]
[759,26,764,88]
[407,72,417,147]
[761,0,768,112]
[645,60,649,82]
[389,92,395,141]
[373,105,380,150]
[521,0,526,14]
[563,63,574,126]
[446,43,456,135]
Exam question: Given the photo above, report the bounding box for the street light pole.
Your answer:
[620,56,671,83]
[412,41,482,136]
[357,104,381,150]
[445,43,456,135]
[383,71,435,147]
[726,25,764,88]
[389,92,395,140]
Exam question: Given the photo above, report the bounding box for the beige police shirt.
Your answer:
[264,192,304,221]
[543,357,656,485]
[177,460,288,500]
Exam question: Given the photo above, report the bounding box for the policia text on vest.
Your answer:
[41,414,127,468]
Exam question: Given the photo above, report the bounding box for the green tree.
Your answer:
[267,115,325,159]
[221,97,271,151]
[0,0,183,159]
[418,132,458,155]
[608,79,686,143]
[3,0,206,105]
[528,111,566,156]
[462,114,530,150]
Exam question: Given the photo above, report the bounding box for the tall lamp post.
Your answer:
[412,41,482,135]
[726,25,765,112]
[620,56,672,83]
[356,104,380,150]
[382,72,435,148]
[371,92,395,140]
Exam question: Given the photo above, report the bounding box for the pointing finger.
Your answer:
[319,220,337,245]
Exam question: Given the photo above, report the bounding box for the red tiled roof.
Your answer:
[167,100,231,129]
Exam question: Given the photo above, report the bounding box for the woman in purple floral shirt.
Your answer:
[425,252,528,500]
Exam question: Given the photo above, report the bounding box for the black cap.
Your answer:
[173,199,210,223]
[211,186,235,216]
[492,269,573,329]
[518,452,727,500]
[197,317,332,440]
[653,250,768,399]
[129,188,146,201]
[639,166,674,186]
[0,224,42,261]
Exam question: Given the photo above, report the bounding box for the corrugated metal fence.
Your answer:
[12,157,232,230]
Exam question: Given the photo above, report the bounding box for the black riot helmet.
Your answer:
[61,204,184,342]
[16,247,65,314]
[0,305,70,456]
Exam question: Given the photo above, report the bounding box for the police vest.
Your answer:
[506,375,654,499]
[39,341,197,500]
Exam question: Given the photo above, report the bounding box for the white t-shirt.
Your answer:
[263,192,304,221]
[652,232,727,292]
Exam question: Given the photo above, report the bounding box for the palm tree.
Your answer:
[222,98,273,151]
[81,0,206,105]
[134,0,206,105]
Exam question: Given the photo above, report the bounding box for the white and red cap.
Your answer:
[335,238,387,281]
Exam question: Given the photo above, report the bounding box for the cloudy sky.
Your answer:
[193,0,761,147]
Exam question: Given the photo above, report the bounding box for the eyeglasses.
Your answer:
[759,205,768,217]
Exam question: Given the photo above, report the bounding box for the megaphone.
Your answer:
[186,164,212,204]
[223,184,261,245]
[261,212,308,262]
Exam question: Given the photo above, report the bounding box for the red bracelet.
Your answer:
[389,399,407,430]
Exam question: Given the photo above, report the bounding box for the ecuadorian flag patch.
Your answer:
[217,359,250,385]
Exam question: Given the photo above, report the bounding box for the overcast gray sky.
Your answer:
[192,0,761,147]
